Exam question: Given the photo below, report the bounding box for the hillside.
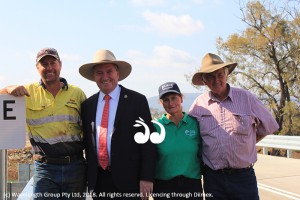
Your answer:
[148,93,200,112]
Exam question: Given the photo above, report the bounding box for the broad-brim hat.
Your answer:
[192,53,237,85]
[79,49,132,82]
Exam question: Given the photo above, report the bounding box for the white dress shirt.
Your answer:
[96,85,120,165]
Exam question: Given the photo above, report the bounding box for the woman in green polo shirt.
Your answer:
[153,82,202,200]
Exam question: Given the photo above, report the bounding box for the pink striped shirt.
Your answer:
[189,85,279,170]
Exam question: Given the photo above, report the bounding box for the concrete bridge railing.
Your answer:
[256,135,300,158]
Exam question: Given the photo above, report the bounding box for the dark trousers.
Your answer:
[203,166,259,200]
[92,168,141,200]
[153,176,203,200]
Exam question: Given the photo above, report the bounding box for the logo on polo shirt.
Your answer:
[185,129,196,136]
[133,117,166,144]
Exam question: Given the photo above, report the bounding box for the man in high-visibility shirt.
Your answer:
[0,48,87,199]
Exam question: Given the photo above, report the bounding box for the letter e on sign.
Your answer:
[0,95,26,149]
[3,100,17,120]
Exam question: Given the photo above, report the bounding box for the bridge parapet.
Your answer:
[256,135,300,158]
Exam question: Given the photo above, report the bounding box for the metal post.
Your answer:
[262,147,268,155]
[287,150,293,158]
[0,149,7,200]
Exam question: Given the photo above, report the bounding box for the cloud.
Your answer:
[123,45,199,97]
[151,45,195,68]
[142,11,204,36]
[131,0,164,6]
[192,0,204,5]
[128,45,196,69]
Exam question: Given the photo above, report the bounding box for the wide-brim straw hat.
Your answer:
[192,53,237,85]
[79,49,132,82]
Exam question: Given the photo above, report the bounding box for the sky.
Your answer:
[0,0,247,98]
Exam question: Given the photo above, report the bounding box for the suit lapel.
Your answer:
[114,85,128,130]
[89,93,100,152]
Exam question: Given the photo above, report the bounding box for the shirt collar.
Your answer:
[227,84,234,100]
[208,84,233,104]
[99,85,120,101]
[161,112,187,124]
[181,112,188,123]
[39,77,68,90]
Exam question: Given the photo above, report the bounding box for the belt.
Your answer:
[204,164,253,175]
[33,154,83,165]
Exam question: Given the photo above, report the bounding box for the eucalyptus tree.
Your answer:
[216,0,300,135]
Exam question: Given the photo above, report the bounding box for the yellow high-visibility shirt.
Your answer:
[25,80,86,156]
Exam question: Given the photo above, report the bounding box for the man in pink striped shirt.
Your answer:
[189,53,279,200]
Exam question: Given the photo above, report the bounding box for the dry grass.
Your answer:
[7,138,33,181]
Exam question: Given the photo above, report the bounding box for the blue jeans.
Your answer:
[203,167,259,200]
[33,158,86,200]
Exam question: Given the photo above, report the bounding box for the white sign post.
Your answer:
[0,150,7,200]
[0,95,26,149]
[0,95,26,200]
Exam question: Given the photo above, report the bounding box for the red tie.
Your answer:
[98,94,111,170]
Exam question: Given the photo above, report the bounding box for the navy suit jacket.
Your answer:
[81,85,156,192]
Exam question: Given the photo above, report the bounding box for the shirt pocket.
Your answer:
[65,100,80,114]
[65,101,81,131]
[232,113,252,135]
[26,104,51,127]
[199,112,218,136]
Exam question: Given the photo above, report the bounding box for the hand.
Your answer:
[140,180,153,200]
[6,85,30,97]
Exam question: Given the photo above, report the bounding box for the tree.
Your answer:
[215,0,299,135]
[216,0,300,135]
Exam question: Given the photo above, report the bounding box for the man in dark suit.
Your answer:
[79,49,156,200]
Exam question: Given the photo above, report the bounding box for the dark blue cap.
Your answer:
[158,82,181,99]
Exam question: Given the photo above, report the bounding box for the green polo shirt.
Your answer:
[154,112,201,180]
